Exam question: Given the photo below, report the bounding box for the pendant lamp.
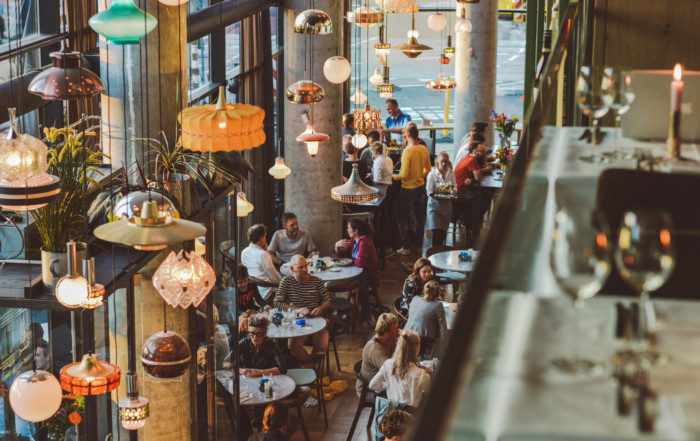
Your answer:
[9,370,63,422]
[141,331,191,378]
[0,173,61,211]
[440,52,450,64]
[118,373,149,430]
[427,13,447,31]
[88,0,157,45]
[293,9,333,34]
[60,353,121,395]
[94,200,206,250]
[455,9,473,33]
[351,6,383,27]
[374,25,391,55]
[28,50,105,100]
[113,191,178,220]
[369,68,384,86]
[354,103,382,134]
[236,192,255,216]
[350,87,368,105]
[179,86,266,152]
[377,67,395,99]
[374,0,415,13]
[55,241,90,308]
[352,133,367,148]
[82,258,105,309]
[296,124,330,158]
[426,73,456,91]
[331,163,378,203]
[158,0,189,5]
[445,36,455,57]
[286,80,325,104]
[395,12,432,58]
[323,56,351,84]
[457,0,480,3]
[0,108,48,182]
[268,157,292,179]
[153,250,216,309]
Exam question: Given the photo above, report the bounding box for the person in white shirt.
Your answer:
[371,141,394,203]
[240,224,282,304]
[454,124,487,166]
[268,213,316,265]
[425,151,457,246]
[369,329,431,409]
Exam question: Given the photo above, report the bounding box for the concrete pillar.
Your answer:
[99,0,188,172]
[283,0,343,255]
[453,0,499,156]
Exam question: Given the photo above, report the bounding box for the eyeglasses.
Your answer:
[249,332,265,338]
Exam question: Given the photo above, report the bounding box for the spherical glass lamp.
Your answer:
[323,56,351,84]
[352,133,368,148]
[89,0,157,45]
[268,157,292,179]
[9,370,62,422]
[55,241,90,309]
[141,331,191,378]
[0,108,48,182]
[455,10,473,33]
[293,9,333,34]
[427,13,446,31]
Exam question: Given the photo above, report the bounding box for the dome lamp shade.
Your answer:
[141,331,191,378]
[60,352,121,395]
[112,191,179,220]
[293,9,333,34]
[286,80,325,104]
[27,50,105,100]
[88,0,157,45]
[9,370,62,422]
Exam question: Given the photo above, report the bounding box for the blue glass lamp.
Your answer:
[89,0,157,45]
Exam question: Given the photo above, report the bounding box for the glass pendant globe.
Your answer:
[9,370,62,422]
[237,193,254,217]
[268,157,291,179]
[0,108,48,182]
[323,56,351,84]
[352,133,368,148]
[455,17,473,33]
[350,87,367,105]
[55,275,90,308]
[369,69,384,86]
[427,13,446,31]
[89,0,157,45]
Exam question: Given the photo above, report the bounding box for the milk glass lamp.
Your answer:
[55,241,90,309]
[323,56,351,84]
[455,9,473,33]
[427,13,447,31]
[88,0,157,45]
[236,192,255,217]
[9,370,62,422]
[268,157,291,179]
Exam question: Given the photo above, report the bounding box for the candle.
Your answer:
[670,64,684,112]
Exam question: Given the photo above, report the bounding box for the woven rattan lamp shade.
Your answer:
[179,86,265,152]
[331,163,378,203]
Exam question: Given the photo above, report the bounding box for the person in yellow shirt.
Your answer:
[393,123,432,254]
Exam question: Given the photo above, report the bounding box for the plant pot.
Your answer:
[41,243,87,289]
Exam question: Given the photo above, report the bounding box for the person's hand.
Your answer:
[450,188,457,195]
[483,165,493,174]
[335,239,350,251]
[223,362,231,370]
[297,307,310,316]
[419,365,433,375]
[241,368,261,378]
[464,177,473,186]
[263,305,271,311]
[308,307,323,317]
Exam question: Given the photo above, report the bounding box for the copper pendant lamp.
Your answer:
[60,352,121,395]
[293,9,333,34]
[426,73,456,91]
[141,331,191,378]
[395,12,432,58]
[28,49,105,100]
[350,6,383,27]
[286,80,325,104]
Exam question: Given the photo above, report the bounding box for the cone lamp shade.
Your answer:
[293,9,333,34]
[55,241,90,308]
[350,87,367,105]
[268,157,292,179]
[60,353,121,395]
[153,250,216,309]
[427,13,446,31]
[395,14,432,58]
[9,370,62,422]
[323,56,351,84]
[94,201,206,250]
[0,108,48,182]
[141,331,191,378]
[296,124,330,158]
[28,50,105,100]
[236,192,255,217]
[286,80,325,104]
[352,6,383,27]
[88,0,157,45]
[331,163,378,203]
[179,86,266,152]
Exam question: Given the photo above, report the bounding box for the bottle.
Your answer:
[533,30,552,97]
[264,380,273,399]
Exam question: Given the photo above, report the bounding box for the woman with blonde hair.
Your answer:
[404,280,447,356]
[426,151,457,246]
[369,330,431,409]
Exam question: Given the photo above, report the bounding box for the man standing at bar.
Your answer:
[381,99,412,145]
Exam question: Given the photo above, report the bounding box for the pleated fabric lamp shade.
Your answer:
[179,86,266,152]
[88,0,157,45]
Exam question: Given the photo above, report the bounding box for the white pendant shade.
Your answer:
[350,87,367,105]
[427,13,446,31]
[369,69,384,85]
[9,370,62,422]
[237,192,255,216]
[323,56,352,84]
[268,157,292,179]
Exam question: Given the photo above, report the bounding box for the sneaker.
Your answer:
[385,248,396,258]
[396,248,411,255]
[303,397,318,408]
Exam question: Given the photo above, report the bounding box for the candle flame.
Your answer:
[673,63,683,81]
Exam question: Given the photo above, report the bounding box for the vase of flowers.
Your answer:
[495,145,515,175]
[490,109,519,149]
[39,394,84,441]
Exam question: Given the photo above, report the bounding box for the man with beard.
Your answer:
[268,212,316,265]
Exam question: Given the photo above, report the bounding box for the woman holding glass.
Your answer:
[399,258,437,319]
[425,151,457,246]
[223,314,287,376]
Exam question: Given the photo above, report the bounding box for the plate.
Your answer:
[335,258,353,266]
[330,268,342,272]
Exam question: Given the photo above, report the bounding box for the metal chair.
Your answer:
[287,353,328,428]
[345,360,376,441]
[279,386,312,441]
[327,280,363,338]
[248,276,279,306]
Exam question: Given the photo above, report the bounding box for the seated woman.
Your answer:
[334,218,379,325]
[224,314,287,376]
[403,281,447,355]
[369,330,431,410]
[399,258,436,318]
[357,313,400,398]
[237,264,269,313]
[248,402,290,441]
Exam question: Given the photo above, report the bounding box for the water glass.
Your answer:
[576,66,612,142]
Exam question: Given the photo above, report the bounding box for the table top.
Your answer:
[280,259,363,282]
[265,316,327,340]
[429,250,479,273]
[216,370,295,406]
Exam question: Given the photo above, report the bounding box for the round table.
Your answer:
[280,259,363,283]
[265,316,327,340]
[216,370,295,406]
[429,250,479,273]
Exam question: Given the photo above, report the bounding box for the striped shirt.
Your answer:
[273,275,332,311]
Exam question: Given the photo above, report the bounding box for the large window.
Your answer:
[188,35,211,95]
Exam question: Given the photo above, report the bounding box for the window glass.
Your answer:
[188,0,209,14]
[0,0,39,49]
[188,35,211,95]
[225,21,239,74]
[270,6,278,54]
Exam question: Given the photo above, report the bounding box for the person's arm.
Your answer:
[393,148,410,181]
[261,252,282,284]
[334,238,353,257]
[271,341,287,374]
[309,281,333,317]
[268,251,282,266]
[353,236,377,269]
[422,149,432,179]
[368,363,387,392]
[304,232,317,257]
[426,170,436,195]
[273,279,288,310]
[267,234,282,265]
[252,284,268,311]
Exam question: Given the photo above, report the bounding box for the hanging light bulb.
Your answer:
[369,69,384,86]
[374,25,391,55]
[350,87,367,105]
[236,192,255,217]
[153,250,216,309]
[28,50,105,100]
[395,12,432,58]
[88,0,157,45]
[455,9,473,33]
[118,373,149,430]
[0,108,48,182]
[60,353,121,395]
[268,157,292,179]
[427,13,446,31]
[352,133,368,148]
[141,331,191,378]
[55,241,90,309]
[9,370,62,422]
[82,258,105,309]
[296,124,330,158]
[323,56,351,84]
[445,35,455,58]
[407,29,419,39]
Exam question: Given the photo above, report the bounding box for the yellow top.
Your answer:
[393,143,431,189]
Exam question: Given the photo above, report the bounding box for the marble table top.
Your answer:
[280,258,363,282]
[429,250,480,273]
[216,370,295,406]
[265,316,327,340]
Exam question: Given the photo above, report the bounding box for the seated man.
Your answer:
[274,255,333,358]
[241,224,282,305]
[268,212,316,265]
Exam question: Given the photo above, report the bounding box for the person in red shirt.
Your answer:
[454,142,492,193]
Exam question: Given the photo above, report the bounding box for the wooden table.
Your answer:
[216,370,295,406]
[280,259,363,283]
[265,316,327,340]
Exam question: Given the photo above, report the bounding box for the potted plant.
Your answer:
[32,121,107,287]
[39,393,84,441]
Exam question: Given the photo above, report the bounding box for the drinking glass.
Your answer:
[576,66,612,142]
[602,68,636,138]
[549,208,611,376]
[615,209,675,362]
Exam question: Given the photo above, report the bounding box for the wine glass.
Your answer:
[614,209,675,363]
[549,208,611,376]
[602,68,636,139]
[576,66,613,143]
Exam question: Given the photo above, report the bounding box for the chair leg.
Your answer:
[297,405,310,441]
[332,334,341,372]
[345,398,367,441]
[367,406,375,430]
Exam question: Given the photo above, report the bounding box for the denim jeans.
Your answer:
[398,185,426,249]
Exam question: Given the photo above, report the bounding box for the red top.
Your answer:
[336,234,380,288]
[454,155,479,193]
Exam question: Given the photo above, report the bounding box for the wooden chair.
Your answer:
[287,353,328,428]
[326,310,341,377]
[393,297,407,327]
[346,360,376,441]
[248,276,279,306]
[279,386,312,441]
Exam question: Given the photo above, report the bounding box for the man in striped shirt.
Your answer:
[274,255,333,358]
